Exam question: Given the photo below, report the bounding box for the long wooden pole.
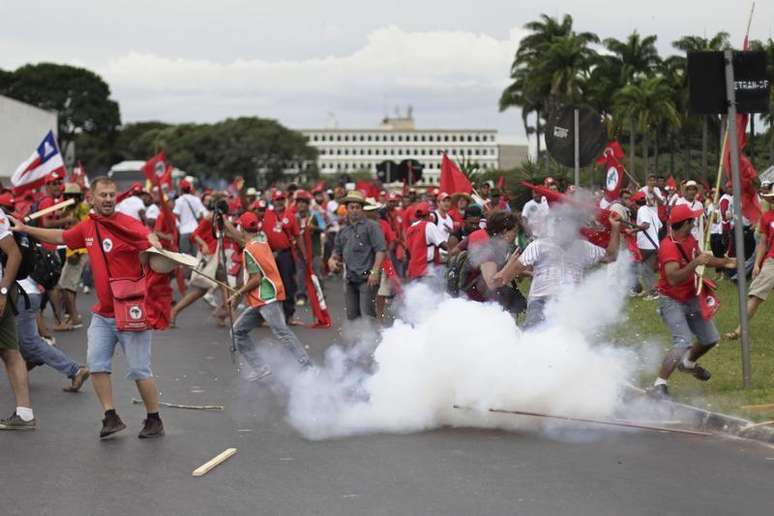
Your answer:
[452,405,712,437]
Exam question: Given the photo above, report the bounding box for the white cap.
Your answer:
[684,180,698,188]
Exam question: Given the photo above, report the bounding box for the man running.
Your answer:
[11,177,165,439]
[649,205,735,399]
[228,212,312,381]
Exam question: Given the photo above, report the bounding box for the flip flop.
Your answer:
[724,330,740,340]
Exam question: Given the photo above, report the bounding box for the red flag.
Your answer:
[142,151,167,184]
[666,175,677,190]
[299,215,332,328]
[496,175,505,191]
[70,161,90,189]
[355,180,380,200]
[595,141,625,165]
[439,154,472,195]
[603,154,624,202]
[721,35,762,224]
[159,164,173,189]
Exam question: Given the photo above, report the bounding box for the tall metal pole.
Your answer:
[724,49,753,388]
[573,109,580,188]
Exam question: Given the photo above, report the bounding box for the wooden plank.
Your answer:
[739,420,774,433]
[192,448,237,477]
[740,404,774,413]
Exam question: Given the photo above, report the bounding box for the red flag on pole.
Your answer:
[603,154,624,202]
[496,175,505,191]
[595,141,625,165]
[142,151,167,184]
[439,154,472,195]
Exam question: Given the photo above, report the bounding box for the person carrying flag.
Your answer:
[649,205,735,399]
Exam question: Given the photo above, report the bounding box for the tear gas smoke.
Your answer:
[281,243,659,441]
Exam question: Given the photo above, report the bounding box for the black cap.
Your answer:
[464,205,483,218]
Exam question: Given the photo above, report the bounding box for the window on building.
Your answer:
[428,135,434,142]
[398,135,403,142]
[421,135,426,142]
[444,135,449,142]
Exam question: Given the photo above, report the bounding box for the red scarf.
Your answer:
[299,214,332,328]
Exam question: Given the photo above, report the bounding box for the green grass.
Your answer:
[616,278,774,421]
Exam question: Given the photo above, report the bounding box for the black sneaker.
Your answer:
[0,413,36,431]
[678,363,712,381]
[100,411,127,439]
[647,384,671,400]
[138,417,165,439]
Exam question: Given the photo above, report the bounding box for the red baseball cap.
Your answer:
[0,192,14,208]
[630,191,646,203]
[272,190,286,201]
[438,192,451,201]
[239,211,260,232]
[669,204,702,225]
[251,199,268,211]
[414,202,431,216]
[295,190,312,202]
[179,179,192,191]
[130,182,144,193]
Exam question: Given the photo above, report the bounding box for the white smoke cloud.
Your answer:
[283,249,660,441]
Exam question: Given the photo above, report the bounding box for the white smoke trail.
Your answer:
[284,243,659,440]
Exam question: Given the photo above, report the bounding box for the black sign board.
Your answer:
[376,160,400,182]
[544,105,606,168]
[687,51,770,114]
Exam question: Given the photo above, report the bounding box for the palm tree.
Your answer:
[614,77,681,179]
[672,32,731,178]
[500,14,599,165]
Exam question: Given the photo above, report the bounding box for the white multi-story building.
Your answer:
[299,113,500,185]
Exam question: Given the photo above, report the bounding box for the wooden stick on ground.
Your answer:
[741,403,774,413]
[739,420,774,433]
[452,405,712,437]
[192,448,237,477]
[131,398,224,411]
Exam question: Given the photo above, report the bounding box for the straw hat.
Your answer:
[341,190,367,205]
[141,247,199,274]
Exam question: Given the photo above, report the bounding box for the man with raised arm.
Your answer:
[11,177,166,440]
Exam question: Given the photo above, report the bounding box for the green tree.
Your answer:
[0,63,121,153]
[614,77,681,179]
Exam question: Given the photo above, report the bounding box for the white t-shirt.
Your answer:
[639,186,664,203]
[636,205,662,250]
[116,195,146,221]
[415,220,448,261]
[145,203,160,222]
[519,239,606,300]
[174,193,206,234]
[434,211,455,240]
[521,198,549,236]
[18,278,41,295]
[674,197,705,243]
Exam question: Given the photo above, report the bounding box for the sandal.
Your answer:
[52,322,74,332]
[724,330,740,340]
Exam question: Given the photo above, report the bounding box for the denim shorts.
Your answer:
[658,295,719,348]
[86,313,153,380]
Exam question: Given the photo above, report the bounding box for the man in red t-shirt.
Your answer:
[726,188,774,340]
[406,203,448,280]
[11,177,166,439]
[650,204,735,400]
[264,191,305,322]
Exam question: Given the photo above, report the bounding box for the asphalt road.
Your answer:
[2,280,773,516]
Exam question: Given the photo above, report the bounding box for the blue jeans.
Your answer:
[17,293,80,378]
[658,296,719,348]
[86,313,153,380]
[523,297,549,329]
[233,302,311,371]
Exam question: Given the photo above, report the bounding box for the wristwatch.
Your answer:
[0,287,8,296]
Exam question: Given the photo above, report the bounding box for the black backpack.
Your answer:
[446,250,477,297]
[3,233,62,290]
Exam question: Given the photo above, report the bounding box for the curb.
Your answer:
[666,401,774,444]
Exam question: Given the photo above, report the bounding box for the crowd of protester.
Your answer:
[1,166,771,435]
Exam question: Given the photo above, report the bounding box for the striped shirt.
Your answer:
[519,239,606,300]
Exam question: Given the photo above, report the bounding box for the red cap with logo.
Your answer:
[239,211,260,232]
[668,204,703,225]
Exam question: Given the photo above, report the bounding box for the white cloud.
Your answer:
[99,25,528,139]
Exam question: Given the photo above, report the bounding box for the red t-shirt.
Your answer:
[379,219,396,245]
[192,218,217,255]
[63,213,150,318]
[262,209,299,251]
[657,234,698,303]
[759,211,774,260]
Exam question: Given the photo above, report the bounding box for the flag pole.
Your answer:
[696,1,755,294]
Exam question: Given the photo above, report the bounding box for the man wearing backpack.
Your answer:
[11,177,165,439]
[0,208,36,430]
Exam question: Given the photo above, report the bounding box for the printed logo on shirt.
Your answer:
[85,237,94,247]
[128,305,143,320]
[102,238,113,253]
